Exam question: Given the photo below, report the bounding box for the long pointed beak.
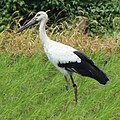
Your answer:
[17,17,37,33]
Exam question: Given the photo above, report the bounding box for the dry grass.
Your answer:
[0,26,120,56]
[52,29,119,55]
[0,28,41,56]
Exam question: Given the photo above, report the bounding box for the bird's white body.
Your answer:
[43,39,81,76]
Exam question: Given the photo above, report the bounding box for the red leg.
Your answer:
[70,75,78,103]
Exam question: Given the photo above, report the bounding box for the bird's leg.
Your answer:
[64,76,69,94]
[64,76,70,109]
[70,75,78,103]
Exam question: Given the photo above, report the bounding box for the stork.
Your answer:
[17,11,109,103]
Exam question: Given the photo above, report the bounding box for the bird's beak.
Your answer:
[17,17,37,33]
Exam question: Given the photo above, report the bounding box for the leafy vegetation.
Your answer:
[0,0,120,35]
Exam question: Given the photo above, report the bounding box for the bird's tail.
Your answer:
[87,64,109,85]
[77,64,109,85]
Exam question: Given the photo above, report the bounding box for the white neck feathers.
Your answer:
[39,18,50,46]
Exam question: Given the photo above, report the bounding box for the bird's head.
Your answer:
[17,11,48,33]
[35,11,48,22]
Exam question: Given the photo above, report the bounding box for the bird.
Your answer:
[17,11,109,103]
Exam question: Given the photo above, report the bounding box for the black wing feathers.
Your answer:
[58,51,109,85]
[74,51,94,65]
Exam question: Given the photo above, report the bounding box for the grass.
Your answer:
[0,26,120,120]
[0,53,120,120]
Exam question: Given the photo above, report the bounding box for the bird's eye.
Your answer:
[36,14,40,17]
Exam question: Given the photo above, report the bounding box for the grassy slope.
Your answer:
[0,52,120,120]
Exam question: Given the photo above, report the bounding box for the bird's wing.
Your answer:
[58,50,109,85]
[57,50,95,73]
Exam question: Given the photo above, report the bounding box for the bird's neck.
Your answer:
[39,19,50,46]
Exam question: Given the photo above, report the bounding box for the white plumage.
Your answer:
[17,11,109,103]
[44,40,81,76]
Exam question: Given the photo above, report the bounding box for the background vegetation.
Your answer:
[0,0,120,120]
[0,0,120,35]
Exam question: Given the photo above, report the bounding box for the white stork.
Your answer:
[17,11,109,103]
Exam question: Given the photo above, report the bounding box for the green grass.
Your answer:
[0,53,120,120]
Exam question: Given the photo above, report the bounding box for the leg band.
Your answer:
[65,85,69,91]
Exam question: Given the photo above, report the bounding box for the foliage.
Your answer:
[113,17,120,30]
[0,0,120,34]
